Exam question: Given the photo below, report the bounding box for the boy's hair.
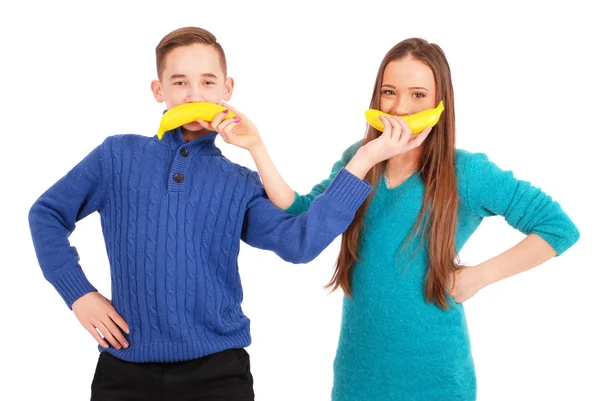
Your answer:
[155,27,227,78]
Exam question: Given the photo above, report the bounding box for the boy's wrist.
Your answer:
[345,149,374,180]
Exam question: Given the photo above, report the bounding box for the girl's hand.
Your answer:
[197,103,263,151]
[450,265,489,303]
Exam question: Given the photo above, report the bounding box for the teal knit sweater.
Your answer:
[286,142,580,401]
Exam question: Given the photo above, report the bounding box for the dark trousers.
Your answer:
[91,348,254,401]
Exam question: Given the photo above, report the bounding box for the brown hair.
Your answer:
[328,38,459,310]
[155,27,227,78]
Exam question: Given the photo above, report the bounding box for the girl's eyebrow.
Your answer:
[381,83,430,92]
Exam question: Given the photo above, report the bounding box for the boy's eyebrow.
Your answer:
[382,84,430,92]
[169,73,219,80]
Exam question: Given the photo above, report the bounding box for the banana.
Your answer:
[365,100,445,134]
[157,102,237,139]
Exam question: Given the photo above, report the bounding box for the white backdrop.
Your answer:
[1,1,598,400]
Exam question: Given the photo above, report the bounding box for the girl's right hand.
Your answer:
[361,115,432,166]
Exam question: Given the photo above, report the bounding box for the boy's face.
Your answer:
[151,43,233,134]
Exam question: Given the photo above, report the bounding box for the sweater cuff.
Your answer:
[323,168,372,211]
[534,228,580,257]
[50,266,98,309]
[285,192,306,216]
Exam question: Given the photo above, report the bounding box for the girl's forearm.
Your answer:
[249,142,296,210]
[479,234,558,287]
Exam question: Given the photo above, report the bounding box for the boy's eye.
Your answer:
[174,81,186,86]
[382,89,395,96]
[203,81,215,85]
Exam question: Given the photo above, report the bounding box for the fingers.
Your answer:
[87,324,110,348]
[196,119,212,130]
[215,116,241,143]
[209,108,232,129]
[379,115,391,137]
[379,115,408,143]
[103,317,129,349]
[406,126,433,151]
[394,117,413,144]
[109,310,130,335]
[96,321,124,350]
[220,102,244,118]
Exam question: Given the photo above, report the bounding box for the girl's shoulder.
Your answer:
[454,148,495,178]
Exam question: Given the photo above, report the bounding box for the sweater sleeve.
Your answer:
[285,140,363,216]
[241,168,372,264]
[464,152,580,255]
[28,140,108,308]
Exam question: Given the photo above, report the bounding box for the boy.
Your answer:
[28,26,372,400]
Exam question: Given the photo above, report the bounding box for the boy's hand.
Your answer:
[197,103,263,151]
[345,116,432,179]
[72,292,130,350]
[362,115,432,166]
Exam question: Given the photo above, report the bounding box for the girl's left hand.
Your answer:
[450,265,489,303]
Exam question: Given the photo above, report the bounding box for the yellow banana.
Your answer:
[365,100,445,134]
[157,102,237,139]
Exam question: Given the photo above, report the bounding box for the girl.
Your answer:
[206,38,580,400]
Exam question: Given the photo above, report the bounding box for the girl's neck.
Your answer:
[387,148,422,173]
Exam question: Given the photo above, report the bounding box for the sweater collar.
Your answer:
[159,127,222,156]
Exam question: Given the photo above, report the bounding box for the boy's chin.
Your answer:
[182,121,206,131]
[182,122,212,136]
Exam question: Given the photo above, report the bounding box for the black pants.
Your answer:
[91,348,254,401]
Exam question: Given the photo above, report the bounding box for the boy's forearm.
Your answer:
[344,148,376,180]
[249,142,296,210]
[478,234,558,287]
[242,168,372,264]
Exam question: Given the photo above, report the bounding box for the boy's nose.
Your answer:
[185,86,206,103]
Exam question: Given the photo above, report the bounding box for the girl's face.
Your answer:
[379,57,437,116]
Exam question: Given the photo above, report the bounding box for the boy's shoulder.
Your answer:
[219,156,261,183]
[101,133,156,147]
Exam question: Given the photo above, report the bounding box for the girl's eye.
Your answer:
[382,89,395,96]
[413,92,425,98]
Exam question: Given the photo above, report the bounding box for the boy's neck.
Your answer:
[182,128,213,142]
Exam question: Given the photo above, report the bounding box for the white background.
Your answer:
[1,1,598,400]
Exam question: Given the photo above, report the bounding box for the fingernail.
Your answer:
[123,342,129,348]
[234,117,241,122]
[222,109,230,114]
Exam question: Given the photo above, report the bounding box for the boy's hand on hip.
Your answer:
[72,292,130,350]
[197,102,263,151]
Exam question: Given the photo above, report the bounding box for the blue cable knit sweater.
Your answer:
[28,129,372,363]
[286,142,580,401]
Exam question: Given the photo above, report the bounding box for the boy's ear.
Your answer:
[223,77,234,101]
[151,80,164,102]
